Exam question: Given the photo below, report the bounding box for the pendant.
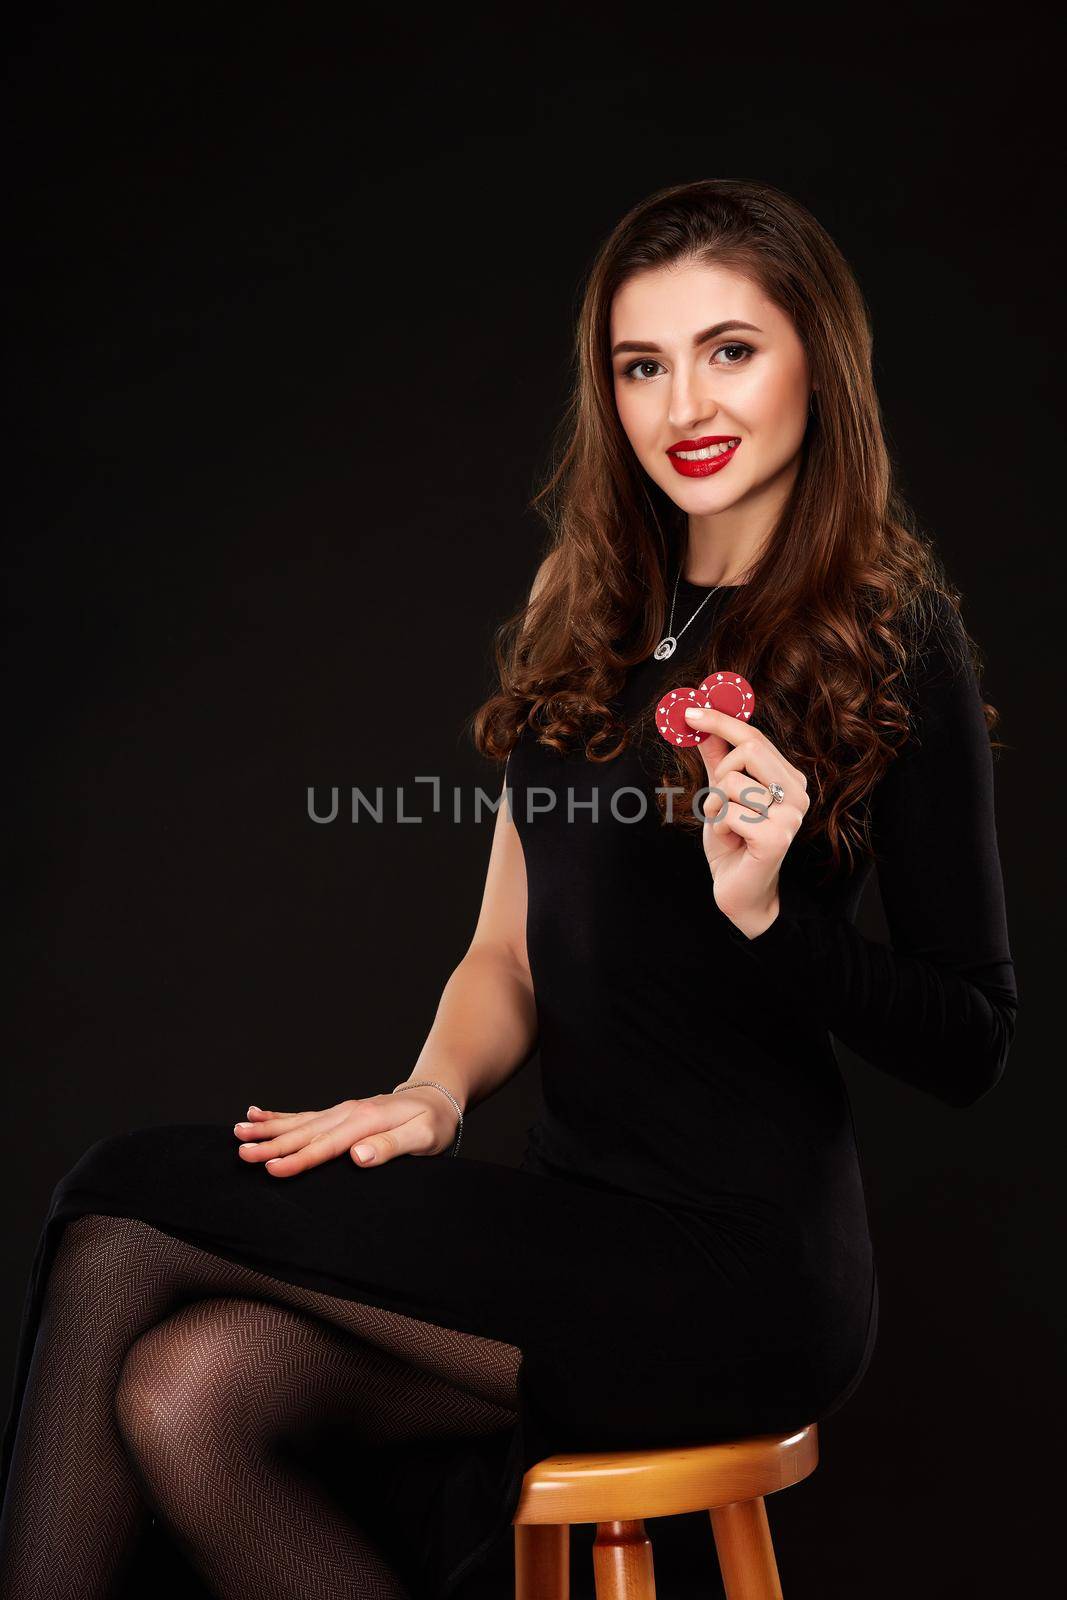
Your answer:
[653,636,677,660]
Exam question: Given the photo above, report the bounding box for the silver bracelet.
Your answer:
[391,1079,464,1157]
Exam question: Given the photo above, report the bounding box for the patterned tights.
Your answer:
[0,1212,523,1599]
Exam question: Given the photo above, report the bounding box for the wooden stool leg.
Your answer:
[708,1497,783,1600]
[592,1518,656,1600]
[515,1522,570,1600]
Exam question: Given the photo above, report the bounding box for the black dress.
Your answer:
[0,577,1018,1598]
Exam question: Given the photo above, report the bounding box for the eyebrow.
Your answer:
[610,320,763,357]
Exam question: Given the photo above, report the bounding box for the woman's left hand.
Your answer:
[681,703,809,938]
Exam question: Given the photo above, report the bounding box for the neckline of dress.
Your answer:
[676,575,741,593]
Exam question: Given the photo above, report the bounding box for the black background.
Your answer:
[4,5,1062,1595]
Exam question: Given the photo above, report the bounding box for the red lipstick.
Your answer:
[666,435,741,479]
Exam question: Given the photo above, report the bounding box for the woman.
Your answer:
[0,178,1018,1599]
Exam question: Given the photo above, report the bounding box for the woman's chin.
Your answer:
[656,477,750,517]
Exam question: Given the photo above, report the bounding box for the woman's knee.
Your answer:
[115,1296,274,1467]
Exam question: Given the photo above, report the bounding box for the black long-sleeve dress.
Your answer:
[0,574,1018,1597]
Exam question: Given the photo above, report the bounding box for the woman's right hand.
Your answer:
[232,1091,461,1178]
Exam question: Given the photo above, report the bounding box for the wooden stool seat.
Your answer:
[513,1424,818,1599]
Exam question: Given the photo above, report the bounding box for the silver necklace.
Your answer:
[651,565,722,660]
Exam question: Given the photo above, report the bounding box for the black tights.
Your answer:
[0,1212,523,1599]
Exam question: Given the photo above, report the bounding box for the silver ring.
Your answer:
[768,782,785,805]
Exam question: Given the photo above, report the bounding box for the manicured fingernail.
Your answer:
[266,1158,280,1167]
[247,1105,261,1115]
[354,1143,376,1163]
[683,706,702,719]
[234,1122,252,1132]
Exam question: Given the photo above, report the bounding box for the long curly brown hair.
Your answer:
[468,177,1004,880]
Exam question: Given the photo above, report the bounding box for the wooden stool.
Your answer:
[512,1423,817,1599]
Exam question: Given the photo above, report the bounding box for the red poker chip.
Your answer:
[655,686,706,747]
[655,671,756,747]
[697,670,756,721]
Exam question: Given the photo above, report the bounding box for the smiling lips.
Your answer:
[666,435,741,478]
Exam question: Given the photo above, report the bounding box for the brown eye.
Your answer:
[713,342,754,365]
[622,359,665,382]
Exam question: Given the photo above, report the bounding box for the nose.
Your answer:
[667,365,719,434]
